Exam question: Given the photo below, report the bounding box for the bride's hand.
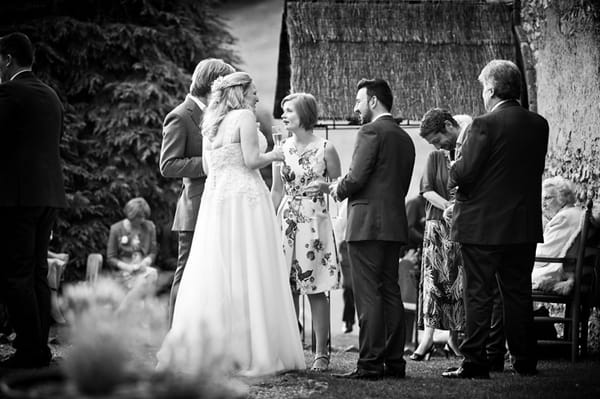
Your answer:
[269,147,285,163]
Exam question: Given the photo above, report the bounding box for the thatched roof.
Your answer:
[274,0,516,121]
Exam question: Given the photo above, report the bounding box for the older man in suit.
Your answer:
[443,60,549,379]
[160,58,234,325]
[0,33,66,369]
[332,78,415,380]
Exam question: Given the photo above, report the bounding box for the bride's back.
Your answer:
[204,109,267,202]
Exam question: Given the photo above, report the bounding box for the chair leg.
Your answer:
[86,253,103,283]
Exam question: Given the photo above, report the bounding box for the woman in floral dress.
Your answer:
[271,93,342,371]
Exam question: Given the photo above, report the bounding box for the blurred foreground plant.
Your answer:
[60,277,246,398]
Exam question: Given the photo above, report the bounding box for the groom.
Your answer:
[160,58,234,325]
[332,78,415,379]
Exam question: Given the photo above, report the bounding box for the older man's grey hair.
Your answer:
[478,59,521,101]
[189,58,235,98]
[543,176,577,207]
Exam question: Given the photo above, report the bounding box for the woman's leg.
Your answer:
[308,293,330,369]
[47,258,66,324]
[413,326,435,355]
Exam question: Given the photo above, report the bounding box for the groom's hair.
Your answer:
[357,78,393,112]
[0,32,34,67]
[190,58,235,98]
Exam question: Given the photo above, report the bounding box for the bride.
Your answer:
[157,72,305,377]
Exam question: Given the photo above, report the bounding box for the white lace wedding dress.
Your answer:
[157,110,305,377]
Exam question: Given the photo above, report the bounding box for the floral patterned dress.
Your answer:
[279,137,341,295]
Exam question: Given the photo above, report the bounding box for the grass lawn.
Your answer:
[246,349,600,399]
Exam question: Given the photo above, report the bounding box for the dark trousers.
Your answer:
[348,240,405,372]
[0,207,56,361]
[487,278,507,363]
[342,287,355,325]
[459,243,537,372]
[339,241,355,325]
[168,230,194,326]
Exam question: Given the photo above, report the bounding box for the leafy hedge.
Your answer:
[0,0,239,279]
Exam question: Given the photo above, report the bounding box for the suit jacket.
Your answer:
[159,95,206,231]
[0,71,66,207]
[337,115,415,242]
[449,100,549,245]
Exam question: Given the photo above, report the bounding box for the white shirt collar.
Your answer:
[372,112,392,122]
[187,94,206,111]
[489,99,512,113]
[10,69,32,81]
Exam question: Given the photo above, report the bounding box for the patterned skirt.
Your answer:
[417,219,465,331]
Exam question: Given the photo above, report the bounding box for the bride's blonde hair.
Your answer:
[202,72,254,140]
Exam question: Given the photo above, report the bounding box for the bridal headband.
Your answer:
[211,73,250,92]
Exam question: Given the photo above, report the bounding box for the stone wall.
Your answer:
[520,0,600,204]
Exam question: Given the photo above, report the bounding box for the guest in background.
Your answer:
[106,197,158,309]
[533,176,583,295]
[333,200,354,334]
[413,109,471,360]
[160,58,235,326]
[271,92,342,372]
[443,60,548,379]
[403,195,426,260]
[0,32,66,369]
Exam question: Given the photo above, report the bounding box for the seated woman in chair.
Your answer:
[533,176,583,295]
[105,197,158,308]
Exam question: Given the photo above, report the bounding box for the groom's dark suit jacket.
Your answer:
[160,96,205,231]
[337,115,415,243]
[0,71,66,207]
[449,100,549,245]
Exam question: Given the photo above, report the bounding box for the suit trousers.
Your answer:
[459,243,537,372]
[168,230,194,326]
[487,278,507,363]
[348,240,406,372]
[0,206,56,361]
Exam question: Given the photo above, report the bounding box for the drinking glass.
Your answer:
[271,125,287,167]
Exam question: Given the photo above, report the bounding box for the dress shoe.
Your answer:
[384,367,406,379]
[442,366,490,379]
[409,343,434,361]
[342,322,353,334]
[334,368,383,380]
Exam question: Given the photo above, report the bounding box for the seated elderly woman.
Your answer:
[106,197,158,308]
[532,176,583,295]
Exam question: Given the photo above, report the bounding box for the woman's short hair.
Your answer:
[542,176,576,207]
[123,197,151,220]
[281,93,318,130]
[0,32,34,67]
[419,108,458,138]
[478,60,521,100]
[190,58,235,98]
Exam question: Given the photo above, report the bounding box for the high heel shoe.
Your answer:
[409,344,434,361]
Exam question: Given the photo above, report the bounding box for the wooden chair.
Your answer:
[532,199,600,361]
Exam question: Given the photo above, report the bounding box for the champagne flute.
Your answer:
[271,125,286,167]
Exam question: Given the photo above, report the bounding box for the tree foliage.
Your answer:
[0,0,239,279]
